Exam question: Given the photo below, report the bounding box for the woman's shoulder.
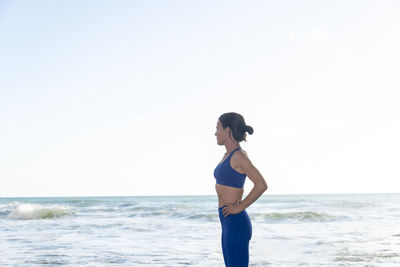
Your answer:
[231,148,252,173]
[233,148,249,162]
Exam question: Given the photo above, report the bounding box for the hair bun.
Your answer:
[245,125,254,135]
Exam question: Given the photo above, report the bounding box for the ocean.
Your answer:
[0,194,399,266]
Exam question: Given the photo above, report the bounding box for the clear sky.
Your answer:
[1,1,399,197]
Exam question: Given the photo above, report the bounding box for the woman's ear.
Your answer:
[224,126,231,137]
[228,127,234,140]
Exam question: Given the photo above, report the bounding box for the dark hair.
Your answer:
[219,112,254,142]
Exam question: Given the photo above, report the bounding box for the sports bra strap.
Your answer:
[228,147,241,158]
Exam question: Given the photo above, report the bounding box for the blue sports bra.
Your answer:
[214,147,246,188]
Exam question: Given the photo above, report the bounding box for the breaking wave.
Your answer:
[6,202,74,220]
[257,211,342,222]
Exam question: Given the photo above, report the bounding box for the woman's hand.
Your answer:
[222,203,243,217]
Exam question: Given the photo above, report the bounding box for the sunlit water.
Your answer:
[1,194,399,266]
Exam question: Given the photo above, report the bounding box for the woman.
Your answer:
[214,112,268,267]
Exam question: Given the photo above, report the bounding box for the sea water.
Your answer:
[0,194,399,266]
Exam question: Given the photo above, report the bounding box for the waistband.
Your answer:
[218,203,248,221]
[218,201,242,210]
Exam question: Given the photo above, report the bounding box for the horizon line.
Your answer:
[1,192,399,198]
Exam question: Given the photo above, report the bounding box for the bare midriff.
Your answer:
[216,183,244,208]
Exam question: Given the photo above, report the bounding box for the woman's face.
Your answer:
[215,120,229,145]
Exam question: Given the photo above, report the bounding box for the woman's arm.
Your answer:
[236,151,268,211]
[222,151,268,217]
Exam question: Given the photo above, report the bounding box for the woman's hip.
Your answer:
[218,206,251,225]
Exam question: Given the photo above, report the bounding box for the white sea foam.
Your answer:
[7,202,73,219]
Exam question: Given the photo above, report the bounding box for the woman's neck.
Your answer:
[224,142,240,153]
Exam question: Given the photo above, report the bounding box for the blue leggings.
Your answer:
[218,205,252,267]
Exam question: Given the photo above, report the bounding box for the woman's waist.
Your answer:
[217,193,243,208]
[218,200,241,208]
[216,186,243,207]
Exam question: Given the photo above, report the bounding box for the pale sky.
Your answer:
[1,1,399,197]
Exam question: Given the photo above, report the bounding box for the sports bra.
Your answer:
[214,147,246,188]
